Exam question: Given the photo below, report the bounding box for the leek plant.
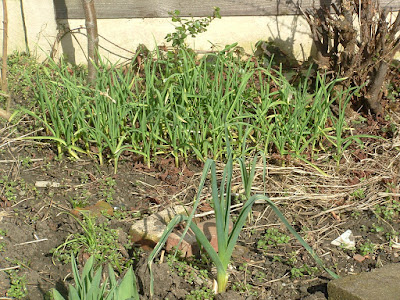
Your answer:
[23,47,375,172]
[21,63,89,159]
[323,84,381,163]
[52,254,139,300]
[148,141,338,295]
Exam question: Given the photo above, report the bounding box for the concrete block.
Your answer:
[328,263,400,300]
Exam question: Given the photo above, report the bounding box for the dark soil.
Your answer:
[1,125,400,299]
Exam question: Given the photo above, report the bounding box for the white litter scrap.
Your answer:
[331,230,355,249]
[390,236,400,249]
[35,181,60,188]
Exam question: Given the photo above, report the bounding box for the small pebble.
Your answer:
[299,286,308,293]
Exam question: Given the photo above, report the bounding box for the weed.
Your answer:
[166,253,209,285]
[285,251,319,278]
[351,188,366,200]
[186,286,214,300]
[351,211,361,219]
[237,262,248,271]
[79,173,89,184]
[0,176,18,202]
[257,228,290,251]
[7,52,44,105]
[112,206,141,220]
[69,190,91,208]
[231,282,259,296]
[166,8,221,48]
[21,157,32,168]
[273,255,282,262]
[0,240,5,252]
[358,240,375,256]
[99,177,116,203]
[287,251,299,266]
[254,270,267,282]
[51,214,129,272]
[374,200,400,221]
[370,223,385,233]
[5,270,27,299]
[385,230,399,243]
[290,265,318,278]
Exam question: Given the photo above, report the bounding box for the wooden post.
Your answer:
[82,0,98,85]
[0,0,10,120]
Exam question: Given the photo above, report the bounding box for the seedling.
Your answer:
[374,200,400,221]
[257,228,290,251]
[231,282,258,296]
[5,270,27,299]
[51,213,127,272]
[290,264,318,278]
[0,175,18,202]
[0,229,6,251]
[351,188,366,200]
[166,253,209,285]
[186,286,215,300]
[370,223,385,233]
[358,240,375,256]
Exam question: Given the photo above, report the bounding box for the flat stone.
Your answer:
[328,263,400,300]
[129,205,192,249]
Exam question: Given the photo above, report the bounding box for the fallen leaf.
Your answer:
[71,200,113,218]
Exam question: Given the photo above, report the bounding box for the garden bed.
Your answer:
[0,50,399,299]
[0,131,399,299]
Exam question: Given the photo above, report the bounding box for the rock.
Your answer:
[302,291,327,300]
[328,263,400,300]
[129,205,192,249]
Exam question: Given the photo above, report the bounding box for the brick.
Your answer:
[165,218,233,257]
[328,263,400,300]
[165,231,198,257]
[353,254,366,263]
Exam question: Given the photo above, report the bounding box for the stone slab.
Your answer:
[328,263,400,300]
